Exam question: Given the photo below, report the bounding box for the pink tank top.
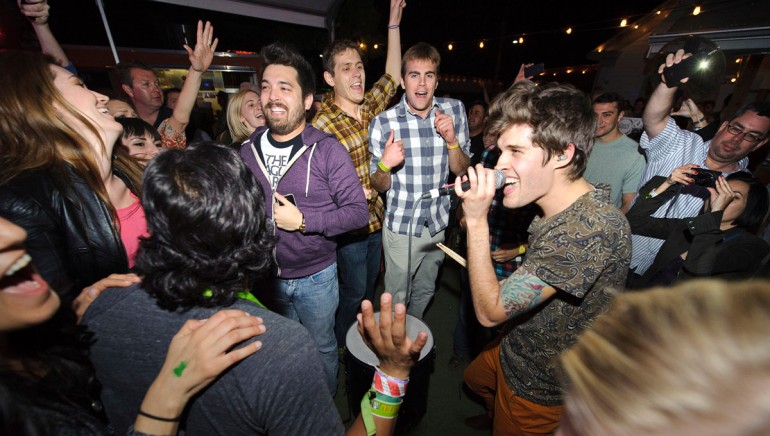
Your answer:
[117,193,147,268]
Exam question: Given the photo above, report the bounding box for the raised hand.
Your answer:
[357,293,427,379]
[185,20,218,73]
[434,109,457,145]
[18,0,49,25]
[381,130,405,169]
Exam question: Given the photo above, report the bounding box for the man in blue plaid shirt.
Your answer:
[369,42,471,319]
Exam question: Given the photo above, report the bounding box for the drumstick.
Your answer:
[436,242,467,268]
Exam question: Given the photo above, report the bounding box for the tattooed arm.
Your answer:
[463,171,556,326]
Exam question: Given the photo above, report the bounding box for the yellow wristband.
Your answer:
[378,160,391,172]
[447,142,460,150]
[518,245,527,255]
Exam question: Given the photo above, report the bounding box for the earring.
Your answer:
[557,155,566,161]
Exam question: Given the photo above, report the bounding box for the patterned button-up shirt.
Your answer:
[312,74,397,234]
[368,95,470,237]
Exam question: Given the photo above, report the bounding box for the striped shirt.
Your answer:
[312,74,397,234]
[631,117,748,274]
[368,96,470,237]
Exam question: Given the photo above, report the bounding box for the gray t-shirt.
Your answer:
[583,134,646,208]
[83,283,345,435]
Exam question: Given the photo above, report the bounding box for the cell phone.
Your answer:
[662,55,698,88]
[692,169,722,188]
[279,193,296,206]
[524,63,545,78]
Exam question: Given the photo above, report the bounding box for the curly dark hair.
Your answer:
[136,142,275,311]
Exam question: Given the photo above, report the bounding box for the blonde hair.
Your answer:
[226,89,260,143]
[561,279,770,436]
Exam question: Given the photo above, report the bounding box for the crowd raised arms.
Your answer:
[2,0,770,434]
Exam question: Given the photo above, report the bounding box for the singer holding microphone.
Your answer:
[456,81,632,433]
[369,43,470,319]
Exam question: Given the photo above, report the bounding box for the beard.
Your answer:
[265,102,306,136]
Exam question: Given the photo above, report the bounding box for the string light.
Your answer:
[620,19,627,27]
[519,36,524,44]
[566,27,573,35]
[359,42,366,49]
[512,40,519,44]
[735,57,741,63]
[634,24,639,29]
[730,77,737,83]
[373,43,379,49]
[479,41,485,48]
[448,43,453,51]
[693,6,701,15]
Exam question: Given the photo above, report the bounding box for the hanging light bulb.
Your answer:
[519,36,524,44]
[448,43,453,51]
[566,27,573,35]
[373,43,379,49]
[693,6,701,15]
[620,18,628,27]
[479,41,485,48]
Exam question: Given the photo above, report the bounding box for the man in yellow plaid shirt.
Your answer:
[312,0,405,348]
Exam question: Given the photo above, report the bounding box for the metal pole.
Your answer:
[95,0,119,65]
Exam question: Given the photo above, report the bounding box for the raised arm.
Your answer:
[166,20,217,136]
[644,49,691,139]
[384,0,406,80]
[18,0,70,68]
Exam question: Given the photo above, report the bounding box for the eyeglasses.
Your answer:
[725,123,765,144]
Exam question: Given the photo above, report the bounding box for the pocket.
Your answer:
[309,263,338,285]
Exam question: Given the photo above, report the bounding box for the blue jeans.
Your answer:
[273,263,339,396]
[335,231,382,347]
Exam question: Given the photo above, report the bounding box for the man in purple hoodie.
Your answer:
[240,42,368,396]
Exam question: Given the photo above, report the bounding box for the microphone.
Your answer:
[420,169,507,199]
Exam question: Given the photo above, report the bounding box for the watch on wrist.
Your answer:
[298,214,306,233]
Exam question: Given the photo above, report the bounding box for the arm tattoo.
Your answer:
[500,270,550,318]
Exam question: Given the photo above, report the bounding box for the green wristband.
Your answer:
[378,160,391,173]
[361,391,376,435]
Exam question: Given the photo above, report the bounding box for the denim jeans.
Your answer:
[335,231,382,347]
[272,263,340,396]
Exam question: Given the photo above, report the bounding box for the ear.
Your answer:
[617,110,625,122]
[323,71,335,88]
[121,84,134,98]
[554,143,576,169]
[304,93,313,111]
[400,76,405,90]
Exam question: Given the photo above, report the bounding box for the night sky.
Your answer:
[3,0,664,85]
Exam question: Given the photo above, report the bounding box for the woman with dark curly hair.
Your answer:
[83,142,427,436]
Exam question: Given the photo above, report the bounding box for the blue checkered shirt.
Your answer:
[631,117,749,274]
[369,95,470,236]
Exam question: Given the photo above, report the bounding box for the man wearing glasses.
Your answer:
[629,49,770,282]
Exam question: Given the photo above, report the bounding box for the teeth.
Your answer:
[98,108,110,113]
[6,254,31,277]
[505,178,518,186]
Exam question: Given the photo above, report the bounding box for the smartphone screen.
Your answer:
[524,63,545,77]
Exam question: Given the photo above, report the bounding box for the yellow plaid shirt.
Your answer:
[312,73,397,234]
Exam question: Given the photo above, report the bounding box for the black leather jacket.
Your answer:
[0,166,131,303]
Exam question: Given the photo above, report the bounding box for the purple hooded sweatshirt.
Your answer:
[240,124,368,279]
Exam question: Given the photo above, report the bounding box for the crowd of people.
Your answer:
[2,0,770,434]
